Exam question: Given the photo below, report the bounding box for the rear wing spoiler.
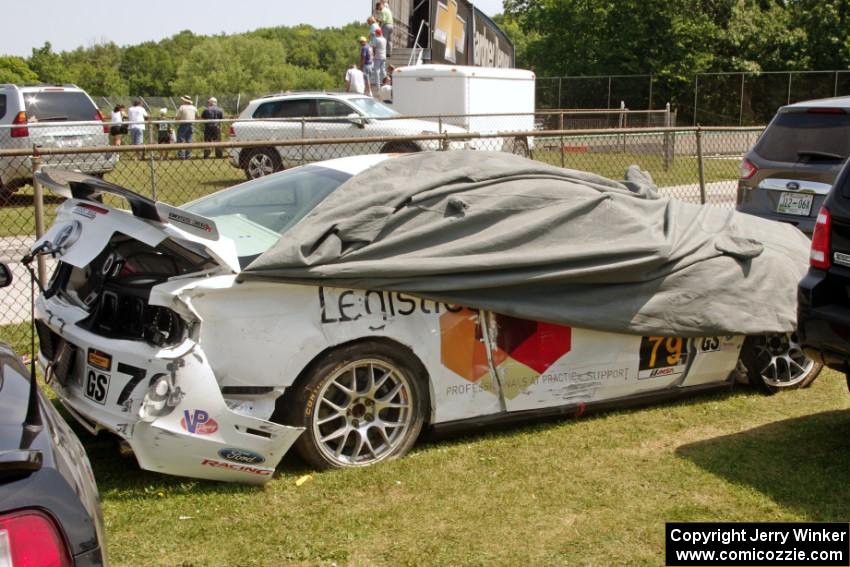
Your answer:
[34,169,219,241]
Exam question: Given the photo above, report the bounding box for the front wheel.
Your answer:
[243,148,283,179]
[281,341,427,469]
[742,332,823,394]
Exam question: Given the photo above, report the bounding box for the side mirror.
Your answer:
[0,263,11,289]
[347,113,366,128]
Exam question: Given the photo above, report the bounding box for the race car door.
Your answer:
[485,313,669,412]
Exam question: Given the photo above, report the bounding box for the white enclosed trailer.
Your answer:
[391,64,536,154]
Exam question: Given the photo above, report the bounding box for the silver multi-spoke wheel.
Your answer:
[744,332,822,392]
[313,359,414,466]
[244,149,280,179]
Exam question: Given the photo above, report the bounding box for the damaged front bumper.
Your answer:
[37,296,303,485]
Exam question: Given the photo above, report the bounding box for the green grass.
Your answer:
[59,369,847,566]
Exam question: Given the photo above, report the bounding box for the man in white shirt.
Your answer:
[127,100,149,158]
[345,64,366,94]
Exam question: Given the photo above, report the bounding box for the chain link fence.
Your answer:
[0,114,761,356]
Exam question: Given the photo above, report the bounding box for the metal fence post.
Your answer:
[31,154,46,283]
[148,123,158,201]
[560,134,565,169]
[662,102,671,172]
[696,126,707,204]
[301,118,306,164]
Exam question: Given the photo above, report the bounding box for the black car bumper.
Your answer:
[798,270,850,370]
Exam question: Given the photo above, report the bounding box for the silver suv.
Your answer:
[228,92,471,179]
[737,96,850,235]
[0,84,117,193]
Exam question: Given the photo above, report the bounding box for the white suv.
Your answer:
[228,92,471,179]
[0,84,117,193]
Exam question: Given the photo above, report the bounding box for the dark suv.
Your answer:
[737,97,850,235]
[798,158,850,374]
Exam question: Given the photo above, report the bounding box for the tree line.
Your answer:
[0,23,368,97]
[495,0,850,117]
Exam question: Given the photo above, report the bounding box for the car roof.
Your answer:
[248,92,371,105]
[783,96,850,111]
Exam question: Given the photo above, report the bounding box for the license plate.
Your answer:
[55,136,83,148]
[84,368,110,404]
[776,192,813,216]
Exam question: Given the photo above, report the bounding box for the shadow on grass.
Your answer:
[419,385,750,448]
[676,409,850,521]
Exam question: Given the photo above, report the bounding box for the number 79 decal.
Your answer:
[638,336,690,380]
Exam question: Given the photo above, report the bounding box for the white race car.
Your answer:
[31,155,820,484]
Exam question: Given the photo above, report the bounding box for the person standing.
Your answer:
[201,97,224,158]
[345,64,366,94]
[174,95,197,159]
[358,37,374,96]
[371,28,387,90]
[109,104,126,146]
[376,2,394,57]
[127,99,149,158]
[156,107,174,160]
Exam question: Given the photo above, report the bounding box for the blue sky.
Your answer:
[2,0,505,57]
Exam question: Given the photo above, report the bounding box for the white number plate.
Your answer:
[776,192,813,216]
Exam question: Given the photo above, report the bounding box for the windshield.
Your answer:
[185,166,351,264]
[348,97,400,118]
[755,111,850,163]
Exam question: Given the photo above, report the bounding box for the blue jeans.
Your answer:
[130,128,144,145]
[177,123,193,158]
[363,64,374,91]
[373,59,386,86]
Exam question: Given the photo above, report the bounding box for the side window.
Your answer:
[252,102,276,119]
[0,94,6,120]
[276,100,316,118]
[317,100,356,120]
[252,100,315,119]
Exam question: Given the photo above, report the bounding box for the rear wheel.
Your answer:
[243,148,283,179]
[509,137,530,157]
[742,332,823,393]
[380,142,420,154]
[281,341,427,469]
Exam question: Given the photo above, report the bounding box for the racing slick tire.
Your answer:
[742,332,823,394]
[243,148,283,180]
[281,340,428,470]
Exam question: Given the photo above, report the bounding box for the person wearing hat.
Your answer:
[371,28,387,90]
[358,36,374,96]
[201,96,224,159]
[174,95,197,159]
[156,107,174,160]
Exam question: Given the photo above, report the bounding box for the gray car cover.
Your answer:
[239,151,810,337]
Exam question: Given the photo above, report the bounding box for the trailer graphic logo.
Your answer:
[434,0,466,63]
[440,310,572,399]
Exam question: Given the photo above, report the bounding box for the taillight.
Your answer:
[0,510,72,567]
[95,109,109,134]
[810,207,832,270]
[739,158,757,180]
[11,111,28,138]
[228,125,236,137]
